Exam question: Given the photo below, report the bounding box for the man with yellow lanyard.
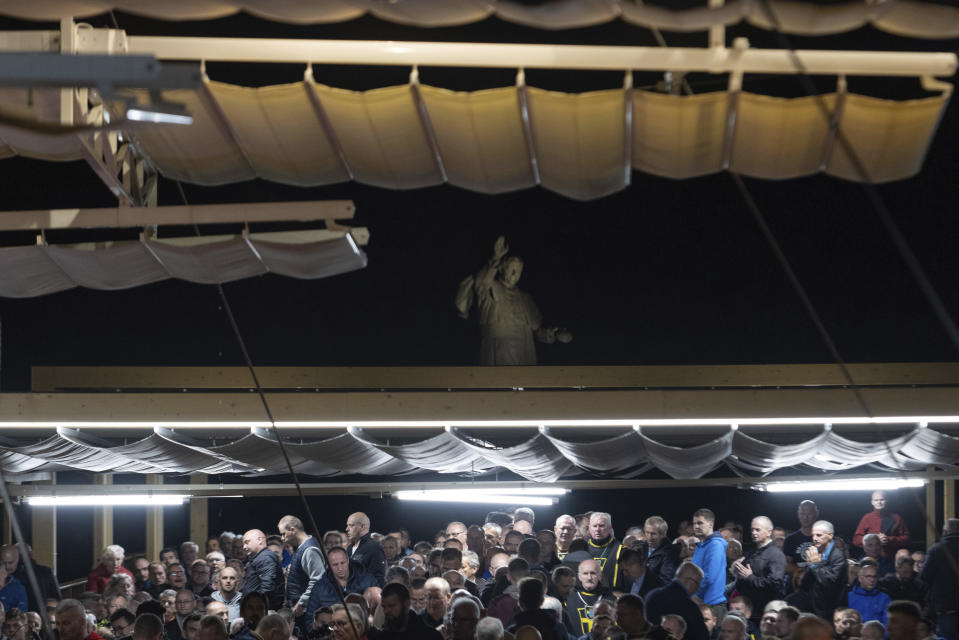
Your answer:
[562,559,611,637]
[586,513,625,591]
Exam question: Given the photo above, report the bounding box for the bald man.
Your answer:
[564,559,610,637]
[241,529,284,610]
[345,512,386,587]
[731,517,786,623]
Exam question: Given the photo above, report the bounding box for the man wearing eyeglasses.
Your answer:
[108,609,136,640]
[165,590,198,640]
[644,561,711,640]
[166,564,188,590]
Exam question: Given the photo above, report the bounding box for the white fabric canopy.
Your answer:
[0,232,367,298]
[1,423,955,480]
[4,80,945,202]
[1,0,958,39]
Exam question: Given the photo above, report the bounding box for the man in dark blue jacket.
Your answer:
[346,512,386,587]
[305,547,377,625]
[279,515,325,633]
[918,518,959,640]
[241,529,284,610]
[645,561,710,640]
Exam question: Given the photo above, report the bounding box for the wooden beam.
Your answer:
[92,474,113,561]
[3,387,959,426]
[31,475,56,573]
[946,478,956,522]
[189,474,207,549]
[0,200,355,232]
[7,473,956,497]
[145,474,163,562]
[927,470,937,549]
[30,363,959,392]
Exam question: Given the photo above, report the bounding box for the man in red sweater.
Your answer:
[86,545,134,593]
[852,491,910,558]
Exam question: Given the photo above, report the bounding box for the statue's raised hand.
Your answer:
[493,236,509,260]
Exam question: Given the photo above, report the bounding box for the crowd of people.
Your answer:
[0,490,956,640]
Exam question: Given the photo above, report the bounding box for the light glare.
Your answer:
[763,478,925,492]
[395,490,558,505]
[27,494,188,506]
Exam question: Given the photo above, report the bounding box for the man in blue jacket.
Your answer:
[690,508,728,620]
[0,559,27,613]
[844,563,891,625]
[305,547,377,624]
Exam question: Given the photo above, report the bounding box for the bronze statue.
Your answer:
[456,236,571,365]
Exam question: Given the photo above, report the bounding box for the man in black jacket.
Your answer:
[732,516,786,624]
[507,577,570,640]
[919,517,959,640]
[786,520,848,619]
[645,561,710,640]
[2,544,60,612]
[241,529,284,610]
[644,516,680,592]
[370,583,442,640]
[345,512,386,587]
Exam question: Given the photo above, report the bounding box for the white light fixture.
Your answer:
[126,105,193,126]
[394,487,567,506]
[26,494,188,506]
[762,478,926,493]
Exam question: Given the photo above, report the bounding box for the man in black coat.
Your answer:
[786,520,848,619]
[643,516,681,592]
[645,561,710,640]
[506,577,570,640]
[345,512,386,587]
[370,583,442,640]
[919,517,959,640]
[2,544,60,612]
[731,516,786,624]
[241,529,284,610]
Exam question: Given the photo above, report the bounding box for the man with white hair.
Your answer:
[731,516,786,623]
[720,613,748,640]
[514,508,536,528]
[786,520,848,619]
[447,597,481,640]
[86,545,133,593]
[476,617,505,640]
[586,512,625,590]
[554,515,577,560]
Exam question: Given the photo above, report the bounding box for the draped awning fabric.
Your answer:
[1,81,948,202]
[1,0,959,39]
[0,233,367,298]
[1,424,956,481]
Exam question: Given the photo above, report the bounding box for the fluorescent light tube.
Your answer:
[394,490,558,506]
[126,106,193,126]
[26,494,188,506]
[763,478,925,493]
